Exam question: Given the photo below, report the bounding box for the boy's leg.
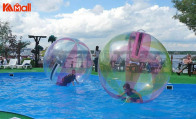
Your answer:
[177,64,188,75]
[180,64,188,73]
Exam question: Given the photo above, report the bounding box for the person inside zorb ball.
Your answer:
[98,31,171,103]
[43,38,92,86]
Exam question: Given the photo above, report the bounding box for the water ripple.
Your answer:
[0,73,196,119]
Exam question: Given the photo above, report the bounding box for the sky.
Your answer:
[0,0,195,51]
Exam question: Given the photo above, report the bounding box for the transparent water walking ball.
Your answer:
[43,38,92,85]
[98,31,171,103]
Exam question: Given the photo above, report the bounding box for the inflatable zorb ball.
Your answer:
[98,31,171,103]
[44,38,92,85]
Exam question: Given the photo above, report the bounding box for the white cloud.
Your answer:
[0,1,195,51]
[91,5,104,14]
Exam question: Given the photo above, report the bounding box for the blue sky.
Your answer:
[38,0,173,12]
[0,0,195,51]
[30,0,174,17]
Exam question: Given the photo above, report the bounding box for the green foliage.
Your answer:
[16,40,30,64]
[0,21,11,57]
[40,47,47,57]
[22,58,35,67]
[16,40,30,55]
[31,49,36,54]
[0,21,10,43]
[31,45,44,54]
[172,0,196,35]
[168,51,196,55]
[37,45,43,51]
[0,21,30,59]
[0,44,10,57]
[48,35,57,44]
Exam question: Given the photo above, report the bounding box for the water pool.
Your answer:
[0,72,196,119]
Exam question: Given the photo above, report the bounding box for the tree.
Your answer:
[8,35,17,57]
[0,21,11,57]
[1,21,30,62]
[31,45,44,66]
[0,44,10,58]
[0,21,10,42]
[48,35,57,44]
[28,35,46,67]
[37,45,44,51]
[6,34,30,64]
[172,0,196,35]
[40,47,48,57]
[36,45,44,63]
[15,39,30,65]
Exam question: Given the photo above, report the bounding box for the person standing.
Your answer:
[93,46,100,72]
[177,54,192,75]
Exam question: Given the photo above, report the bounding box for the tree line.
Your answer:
[168,51,196,55]
[0,21,30,64]
[0,21,57,66]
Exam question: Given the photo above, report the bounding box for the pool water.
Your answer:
[0,72,196,119]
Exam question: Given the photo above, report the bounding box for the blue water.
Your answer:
[0,72,196,119]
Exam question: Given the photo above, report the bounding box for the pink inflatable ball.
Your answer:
[43,38,92,85]
[98,31,171,103]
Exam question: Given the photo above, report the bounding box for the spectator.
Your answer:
[93,46,100,72]
[176,54,192,75]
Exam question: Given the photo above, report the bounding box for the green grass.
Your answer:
[169,73,196,84]
[0,68,196,84]
[91,70,98,75]
[0,68,44,73]
[0,111,32,119]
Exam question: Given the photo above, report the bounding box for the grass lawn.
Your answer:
[0,68,44,73]
[170,73,196,84]
[0,111,32,119]
[0,68,195,84]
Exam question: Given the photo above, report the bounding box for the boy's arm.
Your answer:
[183,59,188,64]
[135,91,143,103]
[189,59,192,63]
[119,92,125,96]
[75,78,79,84]
[116,92,125,99]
